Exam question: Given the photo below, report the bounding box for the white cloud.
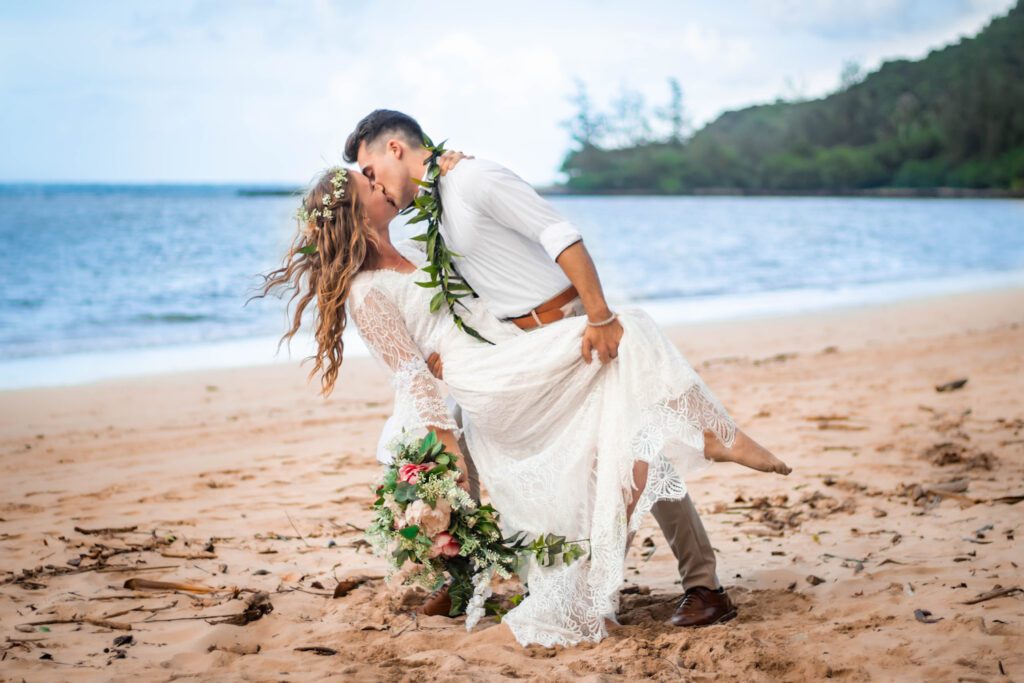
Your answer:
[0,0,1015,184]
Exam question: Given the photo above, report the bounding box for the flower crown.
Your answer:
[296,167,349,234]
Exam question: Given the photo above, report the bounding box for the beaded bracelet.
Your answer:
[587,312,618,328]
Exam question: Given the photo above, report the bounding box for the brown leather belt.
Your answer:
[507,286,580,331]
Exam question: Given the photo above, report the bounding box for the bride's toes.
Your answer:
[758,449,792,475]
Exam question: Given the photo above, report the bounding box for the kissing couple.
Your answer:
[260,109,790,648]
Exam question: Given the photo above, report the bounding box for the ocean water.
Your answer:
[1,185,1022,388]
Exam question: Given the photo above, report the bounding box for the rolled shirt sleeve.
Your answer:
[470,162,583,260]
[537,220,583,261]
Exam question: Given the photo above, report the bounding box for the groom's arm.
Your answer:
[555,242,624,364]
[465,161,624,363]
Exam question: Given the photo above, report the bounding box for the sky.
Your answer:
[0,0,1016,185]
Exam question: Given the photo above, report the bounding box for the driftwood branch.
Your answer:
[961,586,1022,605]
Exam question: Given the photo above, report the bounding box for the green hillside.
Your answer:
[560,3,1024,193]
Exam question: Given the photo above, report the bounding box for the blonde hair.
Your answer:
[252,168,376,396]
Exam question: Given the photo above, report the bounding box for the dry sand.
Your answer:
[1,287,1022,682]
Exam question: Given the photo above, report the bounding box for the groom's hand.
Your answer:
[427,352,444,380]
[438,150,473,176]
[581,317,624,364]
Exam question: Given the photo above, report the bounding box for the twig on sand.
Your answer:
[991,494,1024,505]
[295,646,338,656]
[286,511,312,548]
[122,578,224,593]
[147,592,273,626]
[73,525,139,535]
[961,586,1022,605]
[17,616,132,631]
[138,602,179,620]
[160,549,217,560]
[277,586,334,598]
[97,564,179,574]
[326,520,365,534]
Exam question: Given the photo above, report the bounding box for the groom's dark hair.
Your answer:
[344,110,425,163]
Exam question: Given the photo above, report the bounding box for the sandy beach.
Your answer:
[1,287,1022,682]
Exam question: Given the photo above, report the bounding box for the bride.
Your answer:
[257,164,790,648]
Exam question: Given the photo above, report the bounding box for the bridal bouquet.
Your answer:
[365,430,587,629]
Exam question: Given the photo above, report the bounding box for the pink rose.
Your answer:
[428,532,461,559]
[404,498,451,538]
[398,463,431,485]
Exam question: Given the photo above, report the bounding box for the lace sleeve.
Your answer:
[349,284,458,435]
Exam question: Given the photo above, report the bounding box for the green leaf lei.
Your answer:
[402,135,492,345]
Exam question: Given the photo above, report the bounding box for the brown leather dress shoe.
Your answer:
[669,586,737,627]
[419,585,454,617]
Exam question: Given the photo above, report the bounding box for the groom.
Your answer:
[345,109,736,628]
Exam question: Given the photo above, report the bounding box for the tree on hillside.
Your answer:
[656,77,691,144]
[608,86,652,147]
[561,79,607,150]
[560,1,1024,192]
[839,60,865,91]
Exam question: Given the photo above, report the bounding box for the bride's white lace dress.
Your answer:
[349,240,736,647]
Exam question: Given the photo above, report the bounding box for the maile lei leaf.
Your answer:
[401,135,492,345]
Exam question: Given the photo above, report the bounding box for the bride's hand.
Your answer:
[455,467,471,494]
[438,150,473,176]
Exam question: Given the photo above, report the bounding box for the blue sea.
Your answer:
[1,185,1023,389]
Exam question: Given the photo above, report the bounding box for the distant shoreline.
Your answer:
[238,187,1024,199]
[239,186,1024,199]
[535,186,1024,199]
[3,184,1019,199]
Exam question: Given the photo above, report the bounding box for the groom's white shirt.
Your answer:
[377,159,582,464]
[433,159,582,319]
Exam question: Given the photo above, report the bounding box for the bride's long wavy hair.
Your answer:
[250,168,377,396]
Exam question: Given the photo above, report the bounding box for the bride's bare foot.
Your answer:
[706,429,792,475]
[604,616,621,632]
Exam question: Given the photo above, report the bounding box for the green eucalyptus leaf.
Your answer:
[420,431,438,453]
[394,482,418,503]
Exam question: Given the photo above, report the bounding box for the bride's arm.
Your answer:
[349,285,468,487]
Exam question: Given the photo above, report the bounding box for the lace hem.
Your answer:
[500,380,736,648]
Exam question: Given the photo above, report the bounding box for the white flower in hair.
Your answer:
[330,168,348,195]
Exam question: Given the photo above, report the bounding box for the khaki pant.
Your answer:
[454,298,721,591]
